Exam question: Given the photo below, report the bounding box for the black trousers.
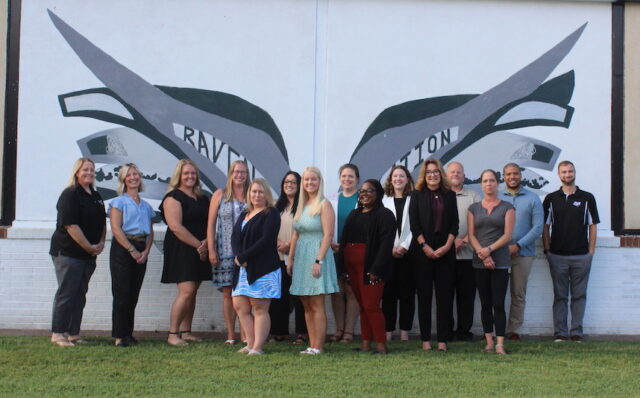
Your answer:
[413,248,455,342]
[451,259,476,337]
[269,262,307,335]
[382,254,415,332]
[474,268,509,337]
[110,239,147,338]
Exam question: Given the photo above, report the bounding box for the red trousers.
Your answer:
[344,243,386,343]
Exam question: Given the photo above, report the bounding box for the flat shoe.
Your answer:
[126,336,139,345]
[115,340,129,348]
[237,346,251,354]
[67,337,88,344]
[224,339,237,345]
[340,332,354,343]
[51,337,74,347]
[247,349,264,356]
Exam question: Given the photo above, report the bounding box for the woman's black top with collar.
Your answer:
[339,205,396,284]
[409,188,459,247]
[50,184,106,259]
[230,207,281,288]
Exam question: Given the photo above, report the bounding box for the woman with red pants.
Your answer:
[339,179,396,354]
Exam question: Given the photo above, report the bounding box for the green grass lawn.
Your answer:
[1,336,638,397]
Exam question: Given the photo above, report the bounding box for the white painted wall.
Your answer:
[4,0,633,334]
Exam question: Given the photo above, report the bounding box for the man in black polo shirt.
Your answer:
[542,160,599,343]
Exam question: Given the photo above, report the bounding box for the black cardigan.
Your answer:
[338,205,396,284]
[409,189,459,247]
[230,208,281,288]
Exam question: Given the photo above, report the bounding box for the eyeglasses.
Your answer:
[359,189,376,195]
[426,170,441,176]
[283,180,297,185]
[233,170,248,175]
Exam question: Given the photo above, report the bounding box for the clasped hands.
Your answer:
[421,243,450,260]
[476,246,496,270]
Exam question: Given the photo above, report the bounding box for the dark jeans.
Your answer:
[51,254,97,335]
[269,262,307,335]
[451,259,476,337]
[413,249,455,342]
[381,255,415,332]
[110,239,147,338]
[474,268,509,337]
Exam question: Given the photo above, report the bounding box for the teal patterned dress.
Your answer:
[290,205,339,296]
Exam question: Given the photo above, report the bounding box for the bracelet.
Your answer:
[487,245,493,252]
[127,245,134,253]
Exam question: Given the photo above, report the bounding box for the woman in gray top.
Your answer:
[468,169,514,355]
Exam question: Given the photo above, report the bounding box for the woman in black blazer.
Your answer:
[231,178,282,355]
[339,179,396,354]
[409,159,459,352]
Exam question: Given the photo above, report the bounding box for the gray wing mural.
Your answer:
[49,10,289,198]
[350,24,586,190]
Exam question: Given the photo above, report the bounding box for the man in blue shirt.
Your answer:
[499,163,543,341]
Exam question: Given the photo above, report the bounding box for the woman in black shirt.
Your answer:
[340,179,396,354]
[49,157,106,346]
[409,159,459,352]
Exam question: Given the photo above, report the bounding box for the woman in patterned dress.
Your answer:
[207,160,250,344]
[288,166,339,355]
[231,179,281,355]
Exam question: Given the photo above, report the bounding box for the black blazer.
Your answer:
[409,189,459,248]
[339,205,396,284]
[230,208,281,288]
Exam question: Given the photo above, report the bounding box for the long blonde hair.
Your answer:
[224,160,251,202]
[67,157,96,188]
[167,159,202,196]
[294,166,325,221]
[117,163,145,195]
[246,178,275,212]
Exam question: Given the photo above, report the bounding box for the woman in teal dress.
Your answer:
[288,166,339,355]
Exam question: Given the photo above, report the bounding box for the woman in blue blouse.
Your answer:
[109,163,155,347]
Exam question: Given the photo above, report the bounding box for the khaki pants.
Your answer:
[506,256,534,335]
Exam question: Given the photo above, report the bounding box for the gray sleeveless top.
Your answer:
[468,200,514,269]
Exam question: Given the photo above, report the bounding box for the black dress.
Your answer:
[160,189,211,283]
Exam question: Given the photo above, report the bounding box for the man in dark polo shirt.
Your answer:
[542,160,599,343]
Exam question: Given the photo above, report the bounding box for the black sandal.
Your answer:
[167,332,188,346]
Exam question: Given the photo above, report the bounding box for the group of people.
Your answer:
[49,156,599,356]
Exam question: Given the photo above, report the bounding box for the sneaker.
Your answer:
[570,335,583,343]
[300,347,321,355]
[553,335,567,343]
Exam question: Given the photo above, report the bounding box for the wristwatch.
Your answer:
[315,259,324,265]
[419,242,427,248]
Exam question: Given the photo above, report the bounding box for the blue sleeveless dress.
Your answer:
[290,205,339,296]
